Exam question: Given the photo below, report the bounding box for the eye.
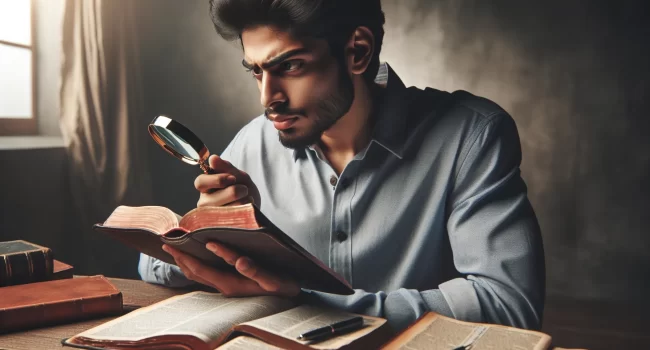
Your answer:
[280,60,303,72]
[246,65,263,79]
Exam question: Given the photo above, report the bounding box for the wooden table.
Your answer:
[0,278,647,350]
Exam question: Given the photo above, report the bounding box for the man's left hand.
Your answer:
[162,242,300,298]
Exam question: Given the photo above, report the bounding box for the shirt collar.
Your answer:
[368,62,409,159]
[293,62,409,160]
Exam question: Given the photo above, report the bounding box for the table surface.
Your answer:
[0,278,648,350]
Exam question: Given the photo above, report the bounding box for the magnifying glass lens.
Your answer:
[150,125,201,161]
[148,116,212,173]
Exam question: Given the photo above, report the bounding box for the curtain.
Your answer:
[60,0,152,277]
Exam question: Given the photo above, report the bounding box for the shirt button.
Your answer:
[329,175,338,187]
[336,231,348,242]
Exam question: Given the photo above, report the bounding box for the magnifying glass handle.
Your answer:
[199,161,215,174]
[199,160,218,193]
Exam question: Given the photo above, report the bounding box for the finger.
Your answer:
[197,185,249,207]
[226,196,255,206]
[235,256,300,296]
[208,155,237,173]
[164,244,261,296]
[194,173,237,193]
[206,242,297,295]
[169,247,226,289]
[206,242,240,265]
[175,257,220,289]
[163,245,217,287]
[208,155,254,185]
[163,244,200,273]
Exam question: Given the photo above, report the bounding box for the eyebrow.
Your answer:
[242,48,310,70]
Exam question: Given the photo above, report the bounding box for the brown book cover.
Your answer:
[94,204,354,295]
[0,275,123,333]
[52,259,74,280]
[0,240,53,287]
[63,291,389,350]
[381,312,552,350]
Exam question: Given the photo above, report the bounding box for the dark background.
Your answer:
[1,0,649,321]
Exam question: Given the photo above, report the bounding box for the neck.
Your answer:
[319,78,377,166]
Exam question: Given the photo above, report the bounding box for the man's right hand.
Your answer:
[194,155,261,207]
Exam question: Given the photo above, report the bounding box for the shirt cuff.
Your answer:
[439,277,483,322]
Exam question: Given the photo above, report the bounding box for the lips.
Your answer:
[270,115,299,130]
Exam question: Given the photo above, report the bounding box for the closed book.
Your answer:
[0,275,123,333]
[94,203,354,295]
[0,240,53,287]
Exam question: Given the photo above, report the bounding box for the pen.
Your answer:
[296,316,364,341]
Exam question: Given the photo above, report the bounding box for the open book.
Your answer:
[95,204,353,294]
[381,312,552,350]
[63,291,389,350]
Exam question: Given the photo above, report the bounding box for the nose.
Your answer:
[259,73,286,109]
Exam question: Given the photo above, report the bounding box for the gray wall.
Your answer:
[134,0,650,305]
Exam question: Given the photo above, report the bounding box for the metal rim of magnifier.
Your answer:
[148,116,211,173]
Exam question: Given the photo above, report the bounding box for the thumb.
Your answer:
[208,154,235,173]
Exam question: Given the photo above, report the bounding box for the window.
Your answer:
[0,0,36,135]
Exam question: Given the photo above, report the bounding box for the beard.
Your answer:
[265,65,355,149]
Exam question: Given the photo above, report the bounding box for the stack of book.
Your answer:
[0,240,123,333]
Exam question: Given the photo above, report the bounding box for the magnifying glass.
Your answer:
[148,116,214,174]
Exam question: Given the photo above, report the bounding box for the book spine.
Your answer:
[0,293,123,333]
[0,249,54,287]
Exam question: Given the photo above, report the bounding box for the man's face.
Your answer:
[241,26,354,149]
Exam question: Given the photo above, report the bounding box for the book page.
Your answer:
[242,304,386,349]
[400,316,479,350]
[393,314,550,350]
[77,291,295,344]
[179,204,261,231]
[103,205,181,234]
[216,336,283,350]
[470,326,546,350]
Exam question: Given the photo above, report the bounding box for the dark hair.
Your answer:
[208,0,385,83]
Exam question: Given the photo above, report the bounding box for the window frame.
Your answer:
[0,0,37,136]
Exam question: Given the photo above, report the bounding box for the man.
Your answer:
[139,0,545,332]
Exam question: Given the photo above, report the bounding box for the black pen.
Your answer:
[296,316,364,341]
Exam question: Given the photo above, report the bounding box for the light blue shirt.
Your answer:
[139,63,545,333]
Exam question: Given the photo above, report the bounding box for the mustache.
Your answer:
[264,103,305,119]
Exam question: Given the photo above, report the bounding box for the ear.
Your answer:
[344,26,375,76]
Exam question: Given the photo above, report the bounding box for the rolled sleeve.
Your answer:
[438,278,482,322]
